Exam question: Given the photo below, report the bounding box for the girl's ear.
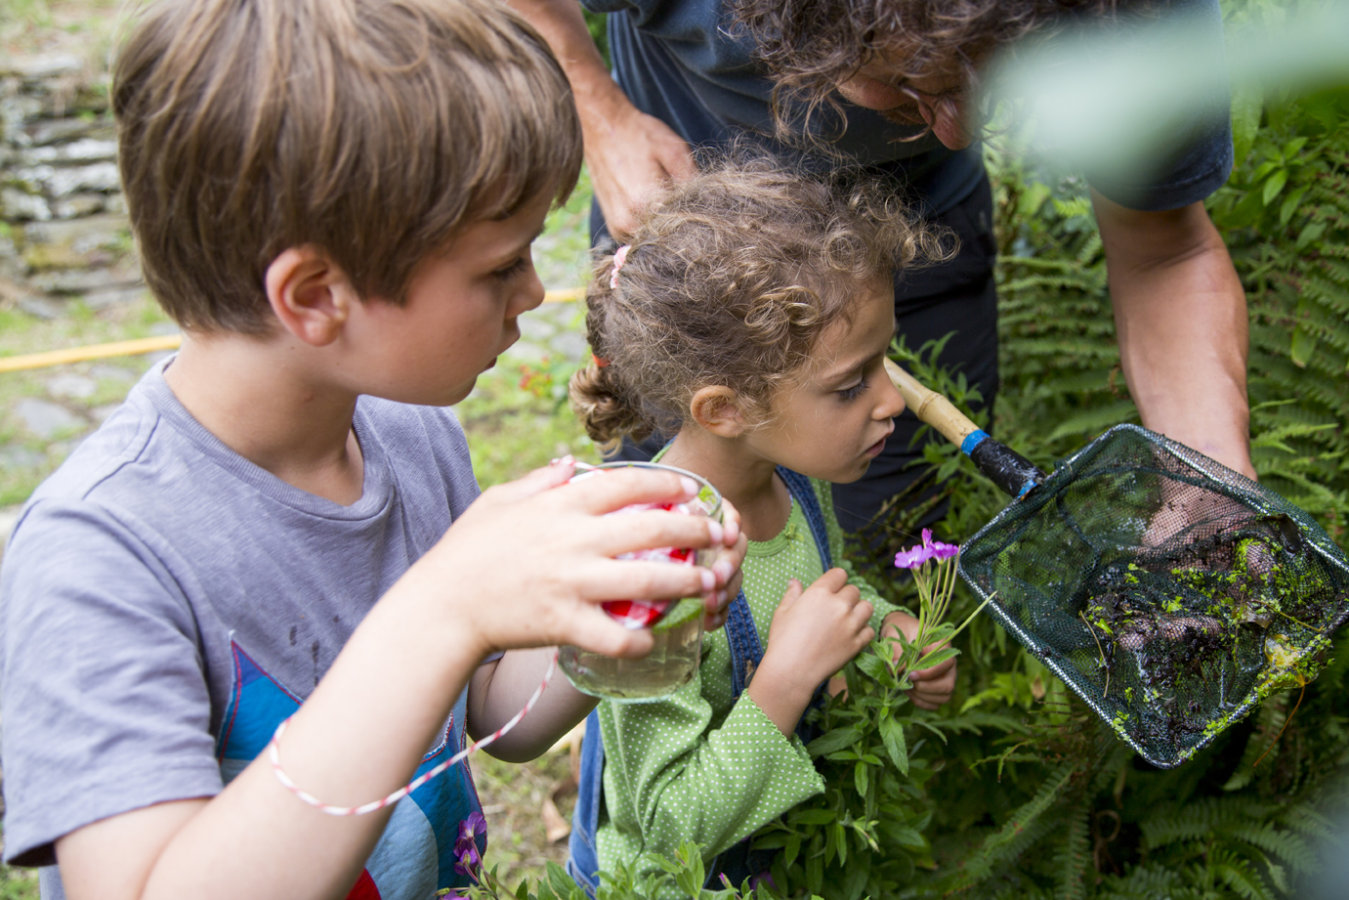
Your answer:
[264,246,356,347]
[690,385,747,437]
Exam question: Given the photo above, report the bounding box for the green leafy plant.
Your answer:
[455,843,781,900]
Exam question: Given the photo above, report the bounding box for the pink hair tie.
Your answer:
[609,244,631,289]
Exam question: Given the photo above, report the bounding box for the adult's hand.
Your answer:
[1093,192,1256,481]
[580,99,697,239]
[506,0,698,238]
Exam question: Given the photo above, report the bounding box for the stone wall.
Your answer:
[0,49,143,319]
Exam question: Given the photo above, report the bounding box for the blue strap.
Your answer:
[778,468,832,570]
[727,467,831,694]
[565,708,605,897]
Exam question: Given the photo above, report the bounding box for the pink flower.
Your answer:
[894,529,959,569]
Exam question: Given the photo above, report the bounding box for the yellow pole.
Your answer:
[0,335,182,373]
[0,287,584,375]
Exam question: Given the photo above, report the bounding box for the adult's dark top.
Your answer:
[584,0,1234,216]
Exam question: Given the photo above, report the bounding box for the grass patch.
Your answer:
[471,744,580,890]
[0,862,38,900]
[458,351,597,488]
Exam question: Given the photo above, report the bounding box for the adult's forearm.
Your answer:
[505,0,699,237]
[1094,194,1255,479]
[506,0,625,119]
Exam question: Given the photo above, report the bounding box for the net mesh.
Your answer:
[958,424,1349,768]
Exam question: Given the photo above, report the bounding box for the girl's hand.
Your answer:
[882,611,958,710]
[747,569,873,736]
[766,568,875,698]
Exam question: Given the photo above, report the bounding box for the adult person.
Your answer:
[509,0,1254,539]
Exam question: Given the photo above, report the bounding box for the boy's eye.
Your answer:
[492,257,529,281]
[836,378,868,402]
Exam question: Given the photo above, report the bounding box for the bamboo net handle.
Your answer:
[884,358,981,448]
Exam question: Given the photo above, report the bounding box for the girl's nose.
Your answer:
[876,375,906,420]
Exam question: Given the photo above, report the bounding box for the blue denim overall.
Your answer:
[566,468,833,896]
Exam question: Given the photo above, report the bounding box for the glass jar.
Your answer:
[558,461,722,702]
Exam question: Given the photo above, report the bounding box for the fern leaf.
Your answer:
[1052,800,1092,900]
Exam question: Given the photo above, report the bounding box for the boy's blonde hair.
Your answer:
[570,152,950,447]
[113,0,582,334]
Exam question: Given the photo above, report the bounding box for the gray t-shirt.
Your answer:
[0,358,486,899]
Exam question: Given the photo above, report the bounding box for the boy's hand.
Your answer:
[702,496,744,632]
[403,458,738,661]
[764,568,875,699]
[881,611,958,710]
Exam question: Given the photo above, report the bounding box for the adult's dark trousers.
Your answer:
[591,173,1000,536]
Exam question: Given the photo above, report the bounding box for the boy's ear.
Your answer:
[264,246,356,346]
[690,385,747,437]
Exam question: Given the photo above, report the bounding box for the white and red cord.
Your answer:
[268,648,558,816]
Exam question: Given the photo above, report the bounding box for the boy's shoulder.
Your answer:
[11,361,475,555]
[29,362,465,499]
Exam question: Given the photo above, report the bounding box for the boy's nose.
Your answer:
[514,267,546,316]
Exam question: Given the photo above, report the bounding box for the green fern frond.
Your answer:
[1044,401,1142,442]
[1053,801,1092,900]
[1093,864,1186,900]
[1249,420,1337,451]
[1226,823,1319,878]
[940,762,1076,891]
[1212,854,1276,900]
[1140,796,1272,847]
[1222,701,1289,791]
[1075,236,1105,269]
[998,273,1104,295]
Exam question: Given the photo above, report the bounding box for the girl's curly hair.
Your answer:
[730,0,1124,145]
[570,151,951,450]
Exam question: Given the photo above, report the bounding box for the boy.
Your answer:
[0,2,741,898]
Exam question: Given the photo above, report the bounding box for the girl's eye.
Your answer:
[836,378,868,402]
[492,257,529,281]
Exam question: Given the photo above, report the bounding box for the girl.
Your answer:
[566,153,959,895]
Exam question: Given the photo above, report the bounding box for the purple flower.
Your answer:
[923,528,959,561]
[453,810,486,878]
[718,870,777,891]
[894,529,959,569]
[894,545,931,569]
[750,870,777,890]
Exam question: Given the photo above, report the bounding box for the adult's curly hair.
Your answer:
[730,0,1124,144]
[569,152,950,450]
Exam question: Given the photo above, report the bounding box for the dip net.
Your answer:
[957,424,1349,768]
